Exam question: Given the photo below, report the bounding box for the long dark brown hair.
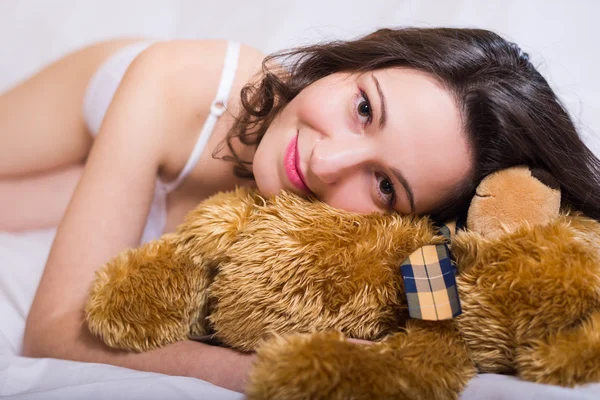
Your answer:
[219,27,600,221]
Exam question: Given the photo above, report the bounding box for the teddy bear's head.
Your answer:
[207,194,441,350]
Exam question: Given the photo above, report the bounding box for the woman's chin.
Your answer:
[253,174,280,198]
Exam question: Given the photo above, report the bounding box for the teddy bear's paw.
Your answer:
[85,239,207,352]
[516,312,600,387]
[246,331,360,400]
[246,331,446,400]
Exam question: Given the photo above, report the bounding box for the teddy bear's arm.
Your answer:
[515,311,600,387]
[174,187,260,264]
[85,235,213,352]
[246,321,476,400]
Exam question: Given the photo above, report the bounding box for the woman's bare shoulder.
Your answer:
[142,39,265,82]
[122,39,264,177]
[133,39,265,125]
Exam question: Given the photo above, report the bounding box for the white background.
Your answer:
[0,0,599,156]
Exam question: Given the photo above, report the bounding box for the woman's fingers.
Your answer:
[346,338,374,345]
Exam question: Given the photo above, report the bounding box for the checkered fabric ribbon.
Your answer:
[401,221,462,321]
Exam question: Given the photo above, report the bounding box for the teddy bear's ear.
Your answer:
[401,222,462,322]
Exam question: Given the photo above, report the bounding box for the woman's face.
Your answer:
[252,68,472,215]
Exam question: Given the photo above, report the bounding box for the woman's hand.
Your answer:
[346,338,375,345]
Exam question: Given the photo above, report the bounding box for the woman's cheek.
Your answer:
[320,175,379,214]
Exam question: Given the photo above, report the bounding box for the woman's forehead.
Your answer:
[373,68,471,213]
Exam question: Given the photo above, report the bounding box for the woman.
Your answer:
[2,27,599,393]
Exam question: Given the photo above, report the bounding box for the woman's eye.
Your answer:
[375,173,396,208]
[355,90,373,126]
[358,99,370,117]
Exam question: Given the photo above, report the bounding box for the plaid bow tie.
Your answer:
[401,221,462,321]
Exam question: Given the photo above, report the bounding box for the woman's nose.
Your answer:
[309,137,373,184]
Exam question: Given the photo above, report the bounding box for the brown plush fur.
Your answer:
[85,167,600,399]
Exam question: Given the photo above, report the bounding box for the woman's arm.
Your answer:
[22,42,255,393]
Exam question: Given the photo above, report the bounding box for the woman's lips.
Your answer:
[284,133,312,194]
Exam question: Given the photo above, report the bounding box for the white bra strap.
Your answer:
[162,40,241,192]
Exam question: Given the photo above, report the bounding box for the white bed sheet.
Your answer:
[1,1,600,398]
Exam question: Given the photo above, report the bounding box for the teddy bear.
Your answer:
[85,166,600,399]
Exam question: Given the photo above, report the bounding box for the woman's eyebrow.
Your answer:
[371,74,387,130]
[391,166,415,213]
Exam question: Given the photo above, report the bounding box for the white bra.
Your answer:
[83,40,241,244]
[142,41,241,244]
